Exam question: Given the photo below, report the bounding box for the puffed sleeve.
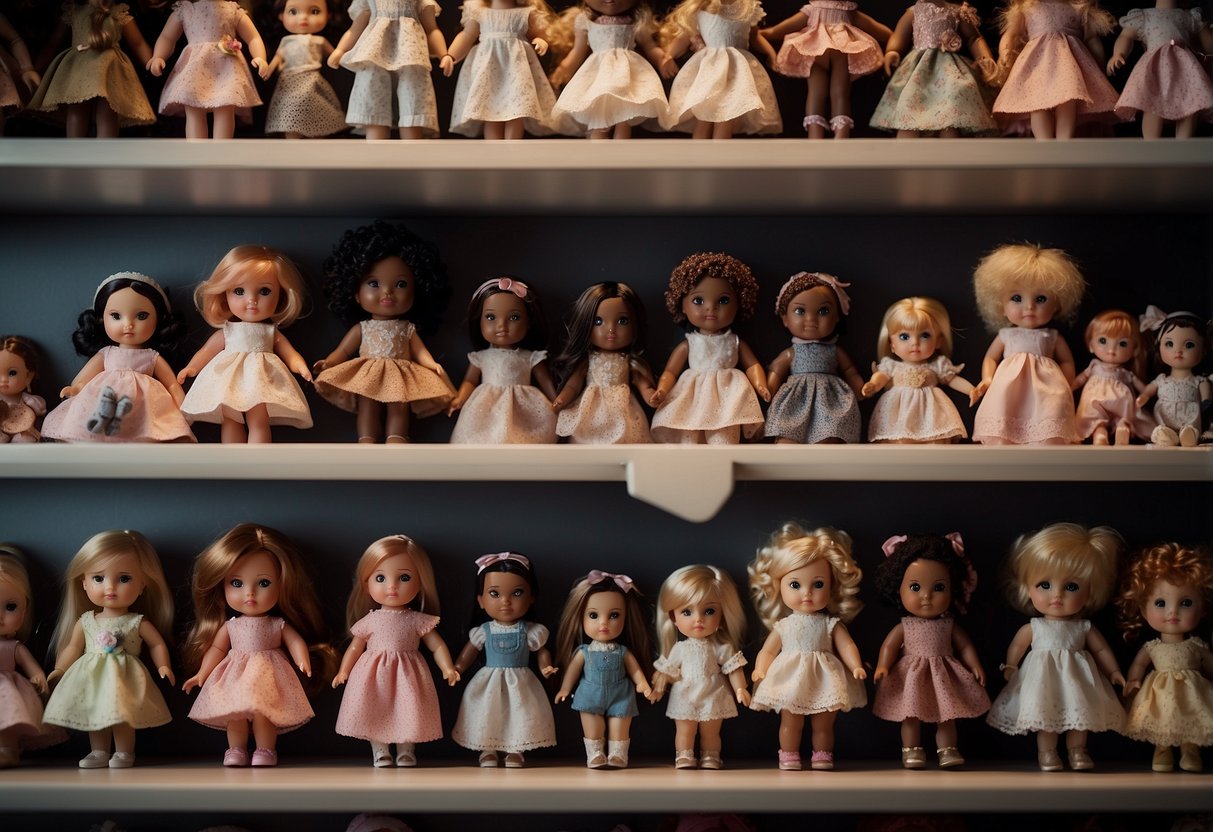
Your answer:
[421,0,441,18]
[746,2,765,27]
[876,356,898,377]
[956,2,980,27]
[461,1,482,27]
[468,624,488,648]
[525,622,550,650]
[23,392,46,416]
[348,0,369,18]
[413,612,441,636]
[574,9,590,33]
[933,355,963,384]
[350,612,374,641]
[1188,7,1204,28]
[1118,8,1144,31]
[825,615,839,636]
[467,350,484,369]
[716,642,747,674]
[653,642,683,679]
[529,350,548,369]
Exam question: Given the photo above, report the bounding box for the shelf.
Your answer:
[2,139,1212,215]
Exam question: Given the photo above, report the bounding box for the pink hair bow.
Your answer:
[475,552,531,573]
[475,277,529,299]
[1139,305,1168,332]
[881,535,908,558]
[945,532,979,610]
[586,570,636,594]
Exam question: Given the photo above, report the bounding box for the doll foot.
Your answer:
[108,751,135,769]
[1113,424,1131,445]
[810,750,834,770]
[1151,425,1179,446]
[503,752,525,769]
[1152,746,1175,772]
[777,750,801,771]
[79,750,111,768]
[1037,749,1062,771]
[699,750,722,770]
[828,115,854,135]
[251,748,278,767]
[803,114,830,134]
[1179,744,1202,772]
[357,436,377,444]
[0,747,18,768]
[478,750,499,768]
[395,743,417,768]
[223,747,250,767]
[607,740,629,769]
[937,747,965,768]
[386,434,410,444]
[1179,425,1199,447]
[585,738,608,769]
[1066,747,1093,771]
[900,746,926,769]
[674,749,697,769]
[371,742,393,768]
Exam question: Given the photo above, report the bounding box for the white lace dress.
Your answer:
[651,330,765,443]
[749,613,867,715]
[341,0,441,133]
[1151,373,1202,435]
[556,351,652,444]
[450,348,556,443]
[653,638,746,721]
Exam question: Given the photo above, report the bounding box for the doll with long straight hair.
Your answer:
[334,535,460,767]
[43,530,174,769]
[0,336,46,444]
[1072,309,1154,445]
[748,523,866,771]
[649,565,749,770]
[554,571,653,768]
[1136,308,1211,447]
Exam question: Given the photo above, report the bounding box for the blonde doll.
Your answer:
[0,336,46,444]
[1115,543,1213,773]
[334,535,460,767]
[1072,309,1154,445]
[861,297,974,444]
[748,523,866,771]
[177,245,313,444]
[148,0,270,139]
[986,523,1126,771]
[648,565,749,770]
[1136,308,1211,447]
[970,242,1085,445]
[43,530,174,769]
[183,523,333,767]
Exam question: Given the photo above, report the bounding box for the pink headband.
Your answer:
[775,272,851,316]
[882,532,978,611]
[475,552,530,573]
[1140,305,1199,333]
[475,277,529,299]
[586,570,636,594]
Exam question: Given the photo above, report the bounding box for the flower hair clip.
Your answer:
[586,570,635,594]
[475,277,529,299]
[475,552,531,573]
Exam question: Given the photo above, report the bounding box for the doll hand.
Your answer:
[146,56,166,76]
[635,681,652,697]
[750,667,765,684]
[176,366,196,386]
[158,666,176,686]
[292,361,313,383]
[554,689,570,704]
[860,381,879,398]
[658,54,678,79]
[327,49,345,69]
[852,666,867,681]
[298,658,312,677]
[1106,53,1125,75]
[541,664,558,678]
[1109,670,1126,691]
[1135,393,1149,408]
[443,667,461,686]
[1001,663,1017,682]
[1123,678,1141,697]
[733,687,750,708]
[29,674,47,695]
[872,666,888,683]
[312,359,328,374]
[531,37,548,57]
[332,671,348,688]
[440,54,455,77]
[20,68,40,92]
[647,389,665,407]
[182,674,202,694]
[645,684,665,704]
[883,50,900,77]
[251,56,271,80]
[550,64,572,89]
[969,381,988,406]
[59,385,78,399]
[46,668,65,688]
[972,666,986,687]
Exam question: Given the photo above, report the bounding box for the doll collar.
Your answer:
[94,272,170,310]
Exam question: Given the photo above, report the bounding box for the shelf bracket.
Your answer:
[625,450,734,522]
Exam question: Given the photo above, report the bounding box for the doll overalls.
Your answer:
[572,642,638,718]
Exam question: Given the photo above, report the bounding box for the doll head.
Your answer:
[0,336,38,399]
[1084,309,1145,381]
[1116,543,1213,642]
[469,552,539,629]
[276,0,329,35]
[1140,307,1209,376]
[547,0,653,59]
[775,272,851,342]
[665,252,759,333]
[662,0,761,43]
[554,571,653,677]
[0,545,33,642]
[972,243,1086,333]
[748,522,863,631]
[345,535,441,630]
[875,533,977,619]
[72,272,183,360]
[555,282,648,380]
[1003,522,1123,619]
[655,564,746,658]
[876,297,954,362]
[465,277,549,352]
[195,245,307,328]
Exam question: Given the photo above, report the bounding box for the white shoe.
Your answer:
[79,750,111,769]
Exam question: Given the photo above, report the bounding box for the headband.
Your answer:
[586,570,636,594]
[882,532,978,611]
[94,272,170,311]
[775,272,851,316]
[1140,305,1200,334]
[475,552,531,573]
[474,277,529,299]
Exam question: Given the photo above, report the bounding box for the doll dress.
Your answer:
[450,348,557,444]
[41,347,196,443]
[653,637,746,721]
[265,34,348,136]
[0,56,17,111]
[43,612,171,732]
[869,0,997,134]
[0,638,64,750]
[867,354,966,442]
[341,0,441,134]
[986,617,1125,735]
[750,613,867,715]
[556,351,652,444]
[158,0,263,123]
[1073,358,1154,441]
[180,321,312,428]
[773,0,883,79]
[1115,8,1213,122]
[765,340,860,444]
[315,319,453,413]
[651,330,765,442]
[0,392,46,443]
[871,617,990,723]
[335,609,443,744]
[27,3,155,127]
[571,642,638,718]
[188,616,314,732]
[1123,637,1213,747]
[972,327,1077,445]
[551,12,669,132]
[665,5,782,134]
[1151,373,1202,434]
[451,620,557,752]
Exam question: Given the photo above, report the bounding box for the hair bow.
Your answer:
[586,570,636,594]
[776,272,852,317]
[1139,305,1168,333]
[945,532,979,611]
[881,535,908,557]
[475,277,529,299]
[475,552,530,573]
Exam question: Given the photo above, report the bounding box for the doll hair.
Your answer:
[1115,543,1213,642]
[661,0,763,45]
[1141,308,1210,373]
[48,529,175,660]
[876,297,954,360]
[874,533,977,616]
[665,252,760,329]
[0,335,38,389]
[468,552,539,630]
[655,564,746,658]
[547,0,657,60]
[465,277,549,352]
[775,271,852,338]
[0,544,34,642]
[1085,309,1146,381]
[195,245,308,329]
[73,0,120,51]
[748,522,863,631]
[322,220,450,336]
[554,571,654,679]
[345,534,441,630]
[1002,522,1123,617]
[72,272,184,360]
[553,281,650,386]
[972,243,1086,332]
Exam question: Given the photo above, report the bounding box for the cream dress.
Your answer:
[450,348,556,444]
[653,638,746,721]
[749,613,867,715]
[1124,637,1213,747]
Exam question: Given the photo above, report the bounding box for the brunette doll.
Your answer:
[1072,309,1154,445]
[0,336,46,444]
[1136,308,1211,447]
[264,0,348,138]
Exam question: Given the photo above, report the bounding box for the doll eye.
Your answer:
[395,280,408,290]
[1097,337,1108,345]
[617,316,629,326]
[587,611,599,620]
[5,369,17,377]
[679,608,691,616]
[1009,294,1022,303]
[109,311,121,320]
[366,279,380,289]
[374,574,386,583]
[703,607,716,617]
[812,580,825,590]
[1184,340,1197,350]
[484,312,496,321]
[91,575,104,583]
[488,589,500,598]
[1117,340,1129,348]
[593,316,604,326]
[119,575,132,583]
[919,331,933,341]
[787,580,800,590]
[258,579,272,589]
[1064,581,1080,592]
[136,311,150,321]
[232,287,245,296]
[897,333,910,342]
[718,296,730,305]
[816,305,831,316]
[508,313,522,322]
[608,611,621,620]
[908,581,921,592]
[258,287,273,297]
[1034,294,1048,305]
[933,582,947,592]
[691,296,704,306]
[230,578,243,588]
[1036,580,1050,590]
[512,588,525,597]
[1153,598,1166,608]
[1180,598,1194,608]
[398,574,411,583]
[3,602,16,612]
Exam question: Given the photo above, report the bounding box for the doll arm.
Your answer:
[1084,625,1125,690]
[630,358,658,404]
[832,622,867,680]
[421,629,461,685]
[527,10,549,57]
[453,639,482,676]
[235,10,271,80]
[751,629,783,683]
[834,346,866,397]
[1071,360,1093,392]
[441,20,481,76]
[151,355,187,406]
[1198,643,1213,678]
[738,339,771,402]
[313,324,363,374]
[328,8,372,68]
[1052,334,1077,386]
[138,618,176,686]
[636,27,677,79]
[662,32,693,64]
[183,622,232,693]
[1082,29,1107,67]
[550,24,591,89]
[332,635,368,687]
[1106,26,1136,75]
[536,645,558,678]
[951,622,986,686]
[750,27,778,67]
[872,622,905,683]
[273,330,312,383]
[120,16,154,68]
[970,336,1005,405]
[853,11,892,47]
[760,12,809,43]
[409,332,447,378]
[420,4,449,60]
[0,15,39,90]
[1000,622,1033,680]
[147,10,184,75]
[883,8,915,76]
[59,352,107,399]
[649,340,690,406]
[959,17,998,85]
[47,621,86,687]
[861,368,892,399]
[1135,379,1158,409]
[647,669,669,703]
[765,347,794,398]
[554,648,585,703]
[177,329,226,385]
[447,364,483,415]
[531,359,558,402]
[1121,643,1153,697]
[14,643,48,695]
[281,621,312,677]
[623,649,652,697]
[552,361,588,411]
[728,665,751,707]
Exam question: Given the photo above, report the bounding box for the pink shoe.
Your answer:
[251,748,278,767]
[777,750,802,771]
[223,747,250,767]
[810,750,834,771]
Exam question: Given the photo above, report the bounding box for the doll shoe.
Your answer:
[106,395,133,436]
[607,740,629,769]
[1037,749,1063,771]
[478,750,499,768]
[0,747,18,768]
[386,434,410,444]
[1179,744,1203,773]
[1152,746,1175,772]
[371,743,393,768]
[1179,425,1199,447]
[223,747,250,767]
[585,738,608,769]
[829,115,854,135]
[937,747,965,768]
[251,748,279,767]
[1067,747,1093,771]
[777,750,801,771]
[86,386,118,434]
[503,752,525,769]
[108,752,135,769]
[810,750,834,771]
[79,750,111,768]
[1151,425,1179,446]
[803,114,830,134]
[395,743,417,768]
[900,747,926,769]
[699,751,722,770]
[674,749,697,769]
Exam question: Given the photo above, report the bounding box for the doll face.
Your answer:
[224,550,281,617]
[367,552,421,609]
[477,570,533,624]
[1028,573,1088,619]
[780,562,833,615]
[682,277,737,334]
[1159,326,1205,372]
[480,292,529,348]
[890,325,938,363]
[82,553,146,614]
[280,0,328,34]
[0,350,33,398]
[227,273,282,323]
[899,559,952,619]
[1089,330,1134,366]
[103,287,158,349]
[589,296,635,351]
[672,598,721,640]
[781,286,840,342]
[1142,580,1205,637]
[583,590,626,643]
[584,0,637,15]
[0,579,26,639]
[357,256,415,321]
[1003,286,1059,330]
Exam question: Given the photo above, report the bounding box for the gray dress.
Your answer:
[765,341,860,443]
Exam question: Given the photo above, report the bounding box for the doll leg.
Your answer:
[899,717,925,768]
[1035,729,1062,771]
[356,395,384,443]
[606,716,632,767]
[1029,109,1054,139]
[66,102,93,138]
[384,402,410,444]
[704,426,740,445]
[1178,742,1202,772]
[1140,112,1164,140]
[580,711,606,741]
[1091,423,1110,445]
[212,106,237,140]
[934,719,964,768]
[805,57,832,139]
[1152,744,1175,772]
[691,120,713,140]
[244,404,273,444]
[250,714,280,766]
[1052,101,1077,141]
[107,722,136,767]
[1063,728,1092,770]
[399,127,425,139]
[673,718,699,767]
[613,123,632,139]
[808,710,837,768]
[0,727,18,767]
[503,118,527,140]
[778,710,806,759]
[184,106,211,140]
[221,416,249,444]
[366,125,392,140]
[483,121,505,140]
[939,127,959,139]
[94,99,119,139]
[395,742,417,766]
[1113,421,1131,445]
[1175,115,1197,140]
[710,120,736,140]
[826,52,853,138]
[81,727,114,767]
[370,741,393,767]
[697,718,724,769]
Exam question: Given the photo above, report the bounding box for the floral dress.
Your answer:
[450,348,556,444]
[341,0,441,134]
[266,34,348,136]
[765,340,860,444]
[1114,7,1213,122]
[872,617,989,723]
[653,638,746,722]
[866,354,966,442]
[1123,637,1213,747]
[556,351,651,444]
[972,327,1077,445]
[158,0,263,122]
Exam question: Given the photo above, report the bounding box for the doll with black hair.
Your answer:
[42,272,194,443]
[1136,307,1211,447]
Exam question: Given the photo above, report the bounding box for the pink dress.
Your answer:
[188,616,313,732]
[972,327,1078,445]
[1114,7,1213,122]
[1073,358,1155,442]
[872,617,990,724]
[867,355,967,443]
[773,0,883,79]
[158,0,263,123]
[335,609,443,744]
[0,639,63,750]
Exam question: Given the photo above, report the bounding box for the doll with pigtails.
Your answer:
[1072,309,1155,446]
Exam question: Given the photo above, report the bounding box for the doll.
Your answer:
[970,243,1085,445]
[441,0,564,139]
[1072,309,1154,445]
[991,0,1119,139]
[178,245,313,444]
[554,571,653,768]
[26,0,156,137]
[986,522,1126,771]
[448,277,558,444]
[264,0,348,138]
[761,0,890,138]
[650,253,768,445]
[147,0,270,139]
[183,523,332,767]
[648,564,750,770]
[1107,0,1213,140]
[314,221,453,443]
[1115,542,1213,773]
[659,0,782,138]
[0,336,46,444]
[748,523,867,771]
[552,282,655,444]
[328,0,448,139]
[1136,308,1211,447]
[43,530,174,769]
[42,272,195,444]
[451,553,557,767]
[766,272,862,444]
[334,535,460,767]
[0,13,40,136]
[862,297,974,444]
[868,0,999,137]
[871,534,989,769]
